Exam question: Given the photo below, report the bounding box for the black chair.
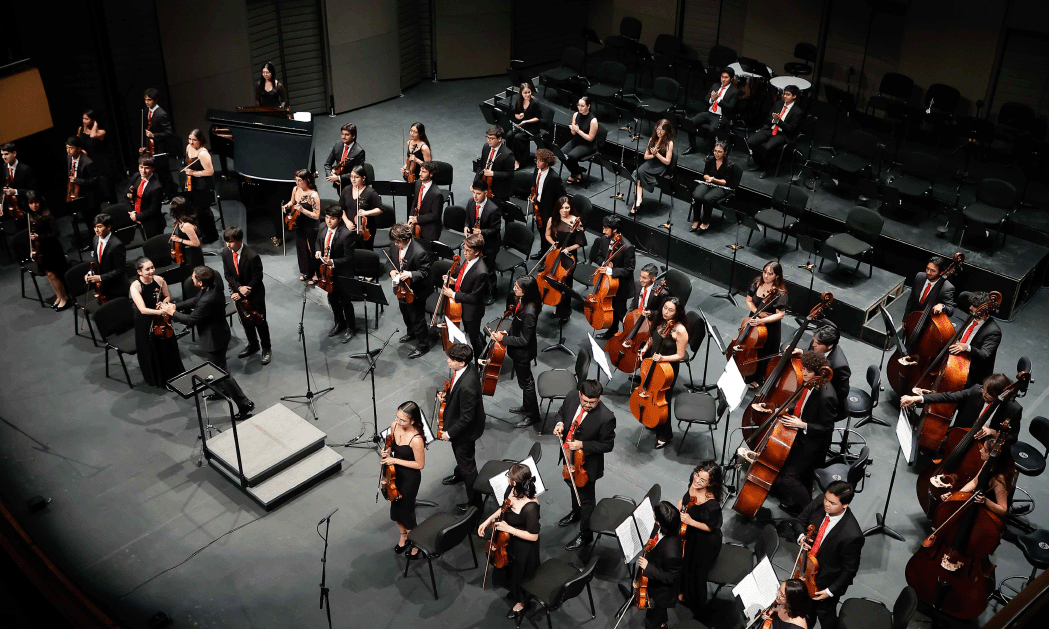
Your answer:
[585,484,660,562]
[642,34,683,86]
[431,160,454,206]
[960,178,1016,252]
[403,506,480,600]
[641,77,681,119]
[540,47,587,98]
[65,262,102,345]
[569,194,593,227]
[142,233,183,287]
[921,84,961,143]
[674,388,728,457]
[537,347,591,432]
[819,206,883,277]
[522,556,600,629]
[769,115,812,179]
[574,240,603,291]
[992,527,1049,605]
[603,17,642,59]
[828,129,883,184]
[112,220,148,254]
[473,441,543,508]
[707,45,737,75]
[838,586,917,629]
[495,221,534,287]
[1008,416,1048,531]
[92,297,138,389]
[865,73,914,117]
[681,310,707,389]
[814,445,871,494]
[664,267,693,308]
[995,102,1037,152]
[181,276,236,341]
[586,61,628,101]
[784,43,816,77]
[11,228,50,307]
[438,205,467,251]
[709,524,780,597]
[892,152,940,205]
[751,183,808,248]
[579,124,610,187]
[369,204,398,250]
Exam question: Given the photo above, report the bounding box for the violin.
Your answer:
[680,492,698,554]
[436,380,451,440]
[732,366,833,518]
[28,213,43,264]
[2,192,23,220]
[529,183,542,232]
[383,249,416,304]
[233,291,265,324]
[331,158,349,177]
[142,109,155,156]
[726,287,782,378]
[378,432,402,502]
[583,233,624,330]
[353,191,371,242]
[534,216,583,307]
[558,426,588,488]
[481,307,512,396]
[89,261,106,306]
[430,255,462,352]
[66,179,80,202]
[170,223,185,266]
[150,287,176,339]
[403,137,418,183]
[633,533,659,610]
[284,196,308,231]
[316,240,335,294]
[792,524,820,598]
[483,498,512,587]
[741,293,834,448]
[605,280,668,374]
[629,322,676,429]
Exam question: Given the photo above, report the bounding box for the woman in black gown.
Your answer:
[506,83,541,169]
[760,579,810,629]
[341,165,382,250]
[543,197,586,322]
[254,62,288,108]
[25,192,69,310]
[184,129,219,244]
[170,198,205,283]
[745,261,788,387]
[401,122,432,184]
[636,297,690,449]
[129,257,185,388]
[477,463,540,624]
[381,400,426,558]
[677,461,723,617]
[282,169,322,284]
[631,118,674,215]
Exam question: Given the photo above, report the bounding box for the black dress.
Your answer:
[680,494,722,614]
[174,223,205,270]
[645,328,680,442]
[771,614,806,629]
[30,212,68,277]
[389,433,422,529]
[256,83,288,108]
[693,158,733,224]
[347,185,381,250]
[746,281,788,384]
[551,221,586,318]
[635,142,672,193]
[294,196,320,279]
[561,111,596,177]
[133,279,185,388]
[186,149,219,244]
[495,493,541,605]
[508,98,541,164]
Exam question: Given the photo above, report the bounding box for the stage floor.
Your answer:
[0,76,1047,629]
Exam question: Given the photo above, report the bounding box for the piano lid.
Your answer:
[205,109,313,182]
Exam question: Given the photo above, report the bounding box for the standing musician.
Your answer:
[561,96,599,186]
[792,324,851,422]
[684,67,739,155]
[505,83,542,169]
[222,226,272,365]
[635,297,689,450]
[315,206,358,344]
[545,196,587,323]
[184,129,219,244]
[1,143,38,217]
[324,123,365,190]
[747,85,804,179]
[491,275,541,429]
[65,137,100,248]
[169,198,205,279]
[476,463,541,623]
[904,256,956,316]
[438,343,487,513]
[745,261,788,388]
[124,156,166,238]
[760,580,812,629]
[77,109,108,162]
[160,266,255,420]
[951,291,1002,388]
[475,125,515,201]
[401,122,432,185]
[465,179,502,303]
[553,380,616,551]
[635,501,684,629]
[283,169,322,284]
[383,400,426,559]
[408,161,443,242]
[129,257,184,388]
[388,223,434,359]
[255,62,288,108]
[529,148,563,257]
[630,264,668,331]
[900,373,1023,448]
[593,215,636,340]
[789,481,865,629]
[85,214,129,300]
[140,88,176,198]
[25,193,70,311]
[631,118,675,215]
[677,462,723,618]
[690,141,734,233]
[442,234,488,359]
[339,165,382,250]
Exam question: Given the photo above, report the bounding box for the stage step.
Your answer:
[206,403,327,486]
[210,446,343,510]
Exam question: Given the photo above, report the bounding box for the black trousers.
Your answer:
[203,348,250,410]
[688,111,727,147]
[776,442,824,510]
[328,281,356,329]
[565,477,597,538]
[512,356,540,422]
[482,251,498,296]
[399,298,429,348]
[607,297,629,335]
[809,595,840,629]
[451,438,480,507]
[464,316,485,362]
[237,299,271,351]
[561,138,594,177]
[692,186,729,225]
[645,605,669,629]
[747,129,789,170]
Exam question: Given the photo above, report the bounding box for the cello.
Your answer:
[430,255,462,352]
[377,432,402,502]
[480,308,511,396]
[534,216,583,307]
[726,287,782,378]
[583,233,624,330]
[605,279,668,374]
[741,292,834,448]
[629,322,676,430]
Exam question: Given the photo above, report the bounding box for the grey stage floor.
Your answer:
[1,76,1047,629]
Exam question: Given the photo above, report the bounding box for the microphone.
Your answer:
[317,507,339,526]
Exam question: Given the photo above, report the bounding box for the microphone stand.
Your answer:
[282,283,334,420]
[339,329,398,448]
[317,508,338,629]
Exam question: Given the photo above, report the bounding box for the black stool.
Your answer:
[1008,416,1049,532]
[991,527,1049,605]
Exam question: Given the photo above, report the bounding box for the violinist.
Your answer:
[553,380,616,551]
[529,149,563,257]
[951,291,1002,387]
[324,123,365,190]
[2,143,38,218]
[85,214,129,301]
[184,129,219,244]
[505,83,541,169]
[401,122,432,186]
[760,580,811,629]
[476,463,540,624]
[316,206,358,344]
[408,161,443,242]
[465,178,502,302]
[222,227,272,365]
[169,198,205,277]
[631,118,674,216]
[636,501,684,629]
[792,325,851,422]
[388,223,434,359]
[383,401,426,558]
[491,275,541,429]
[141,89,177,198]
[339,165,382,250]
[593,215,636,340]
[636,297,689,449]
[904,256,956,316]
[129,257,185,388]
[475,125,515,201]
[677,462,723,618]
[283,169,322,284]
[443,234,488,359]
[746,261,788,388]
[24,193,69,311]
[545,196,586,323]
[438,343,487,514]
[124,156,166,238]
[65,137,100,248]
[901,373,1022,448]
[789,481,864,629]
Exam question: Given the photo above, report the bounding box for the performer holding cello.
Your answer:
[632,297,689,450]
[382,401,426,558]
[441,234,488,359]
[901,373,1023,449]
[904,256,956,317]
[743,262,788,387]
[793,324,851,422]
[592,216,636,340]
[541,197,586,322]
[438,343,486,514]
[490,275,542,429]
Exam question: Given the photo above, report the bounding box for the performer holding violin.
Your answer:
[140,89,177,198]
[952,291,1002,387]
[475,126,515,201]
[64,137,100,248]
[283,169,322,284]
[789,481,864,629]
[169,198,205,278]
[904,256,956,317]
[129,257,185,388]
[633,297,689,449]
[383,400,426,558]
[442,234,488,359]
[183,129,219,244]
[677,462,723,618]
[505,83,541,169]
[466,179,502,302]
[316,207,358,344]
[792,325,851,422]
[543,196,587,322]
[401,122,432,185]
[25,193,70,311]
[634,501,684,629]
[324,123,365,190]
[1,143,36,220]
[222,226,272,365]
[553,380,616,551]
[491,275,542,429]
[438,343,487,513]
[85,214,129,303]
[476,463,540,624]
[123,157,166,238]
[408,161,443,242]
[593,216,636,339]
[759,580,811,629]
[529,149,563,257]
[339,165,382,250]
[388,223,434,359]
[745,262,788,387]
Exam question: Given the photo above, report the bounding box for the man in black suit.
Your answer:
[474,125,515,201]
[387,223,434,359]
[554,379,617,551]
[792,325,851,422]
[950,290,1001,387]
[324,123,365,191]
[407,161,443,242]
[636,501,684,629]
[315,206,357,343]
[530,148,563,256]
[630,264,668,328]
[438,343,487,513]
[684,68,739,154]
[222,226,272,365]
[1,142,38,218]
[747,85,805,178]
[121,156,166,238]
[790,481,865,629]
[441,234,487,359]
[901,372,1023,448]
[161,266,255,419]
[65,137,102,249]
[491,275,541,429]
[464,178,502,303]
[141,88,177,197]
[84,214,129,300]
[903,256,956,316]
[594,216,637,340]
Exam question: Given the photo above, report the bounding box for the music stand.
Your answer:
[429,239,456,261]
[795,234,821,314]
[494,198,526,223]
[592,155,633,216]
[711,207,747,307]
[345,279,388,360]
[581,28,603,75]
[861,306,900,429]
[372,180,414,217]
[689,307,726,394]
[168,361,233,467]
[282,282,335,421]
[541,276,584,356]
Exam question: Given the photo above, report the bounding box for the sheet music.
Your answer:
[719,357,748,411]
[588,333,614,381]
[633,497,657,541]
[897,407,916,465]
[732,556,780,621]
[445,316,468,345]
[615,515,644,564]
[519,455,547,496]
[380,407,436,445]
[488,455,548,501]
[489,470,511,502]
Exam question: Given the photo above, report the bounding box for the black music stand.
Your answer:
[345,279,387,360]
[688,307,725,394]
[581,28,603,75]
[863,306,900,429]
[168,362,234,468]
[592,155,633,217]
[282,283,335,421]
[372,180,414,217]
[864,410,914,542]
[429,239,456,261]
[494,198,526,223]
[541,276,583,356]
[711,207,747,307]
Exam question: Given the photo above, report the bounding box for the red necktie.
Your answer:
[454,260,469,291]
[793,389,810,417]
[71,160,77,179]
[476,203,484,225]
[416,184,425,210]
[135,178,146,213]
[148,109,153,125]
[772,105,787,136]
[232,251,240,275]
[640,287,648,309]
[8,166,13,183]
[961,320,979,343]
[711,85,726,112]
[535,170,542,189]
[341,144,349,162]
[566,406,585,442]
[486,147,496,169]
[98,240,104,262]
[324,229,333,255]
[811,516,831,555]
[919,281,932,304]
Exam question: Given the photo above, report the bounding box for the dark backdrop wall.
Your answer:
[327,0,401,112]
[434,0,511,79]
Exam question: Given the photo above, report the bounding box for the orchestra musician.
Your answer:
[183,129,219,244]
[631,263,668,330]
[438,343,487,514]
[77,109,108,161]
[553,379,616,551]
[476,463,540,624]
[442,234,488,360]
[904,256,956,316]
[937,434,1012,520]
[636,297,689,450]
[129,256,184,388]
[760,580,812,629]
[684,67,739,155]
[475,125,515,201]
[636,501,684,629]
[793,324,851,422]
[1,142,37,217]
[407,160,443,242]
[504,83,541,169]
[593,215,637,340]
[491,275,541,429]
[124,156,166,238]
[401,122,432,186]
[283,169,322,284]
[561,96,598,186]
[789,481,865,629]
[339,165,382,250]
[690,140,734,233]
[160,266,255,420]
[169,198,205,279]
[631,119,675,215]
[324,123,365,190]
[140,88,177,198]
[222,226,272,365]
[316,206,358,344]
[387,223,434,359]
[383,400,426,558]
[85,214,129,301]
[747,85,804,179]
[546,197,586,323]
[677,462,723,618]
[900,373,1023,447]
[951,291,1002,387]
[254,62,288,109]
[25,192,70,311]
[746,261,788,387]
[465,179,502,303]
[65,137,100,249]
[529,148,563,258]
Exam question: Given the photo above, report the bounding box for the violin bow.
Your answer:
[555,430,584,506]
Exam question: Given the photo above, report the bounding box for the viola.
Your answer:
[436,380,451,440]
[353,191,371,242]
[430,255,462,352]
[383,249,416,304]
[403,139,418,183]
[150,287,176,339]
[66,180,80,203]
[484,498,513,582]
[583,233,624,330]
[379,433,402,502]
[170,225,185,266]
[726,287,782,378]
[680,492,698,554]
[629,322,676,429]
[534,217,583,307]
[233,293,265,324]
[558,428,588,488]
[316,240,335,294]
[605,280,668,374]
[792,524,821,598]
[480,308,512,396]
[89,261,106,306]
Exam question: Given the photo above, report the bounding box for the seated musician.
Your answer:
[408,161,443,242]
[900,373,1023,448]
[690,140,734,233]
[505,82,541,169]
[594,216,637,341]
[684,67,739,155]
[745,262,788,388]
[904,256,955,316]
[631,119,674,215]
[792,324,851,422]
[747,85,804,179]
[636,501,684,629]
[255,62,288,108]
[636,297,689,450]
[387,223,434,359]
[324,123,365,190]
[951,291,1002,388]
[761,579,811,629]
[530,148,563,257]
[441,234,487,360]
[475,125,515,201]
[935,435,1012,560]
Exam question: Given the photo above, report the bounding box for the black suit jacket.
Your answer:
[630,282,669,326]
[591,235,636,302]
[445,363,486,443]
[707,82,739,117]
[964,318,1001,387]
[221,245,266,313]
[904,273,955,317]
[316,224,356,281]
[530,167,563,226]
[127,173,165,237]
[762,102,804,138]
[173,284,231,353]
[411,180,444,242]
[503,301,538,361]
[643,533,683,609]
[476,141,515,199]
[94,235,128,297]
[3,162,38,212]
[147,106,175,155]
[467,198,502,258]
[793,383,837,460]
[450,258,488,322]
[67,154,100,209]
[791,498,865,596]
[923,383,1023,446]
[324,141,365,187]
[555,396,616,481]
[817,342,852,422]
[386,239,434,298]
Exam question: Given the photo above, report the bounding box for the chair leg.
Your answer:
[583,532,602,562]
[86,314,99,347]
[104,346,111,379]
[427,556,439,600]
[468,533,479,568]
[708,425,718,461]
[676,422,692,454]
[118,352,133,389]
[30,274,46,307]
[587,581,596,617]
[403,549,412,577]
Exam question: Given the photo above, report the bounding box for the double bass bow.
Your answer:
[583,233,625,330]
[605,279,668,374]
[726,287,782,378]
[629,322,676,430]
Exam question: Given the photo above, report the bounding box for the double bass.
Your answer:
[480,308,511,396]
[583,233,624,330]
[430,255,462,352]
[629,322,676,430]
[534,216,583,307]
[726,287,782,379]
[605,279,668,374]
[377,432,401,502]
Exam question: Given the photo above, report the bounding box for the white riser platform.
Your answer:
[206,403,326,485]
[211,446,343,510]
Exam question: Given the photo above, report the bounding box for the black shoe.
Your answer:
[239,401,255,417]
[565,534,591,551]
[758,171,768,179]
[205,394,222,401]
[408,345,429,359]
[485,296,496,306]
[507,608,522,620]
[689,224,699,233]
[394,542,409,554]
[455,502,470,514]
[683,146,698,156]
[513,418,538,429]
[596,330,616,340]
[398,334,414,343]
[778,501,802,517]
[558,512,580,527]
[698,225,710,234]
[654,440,670,450]
[54,303,71,312]
[529,252,544,260]
[261,350,272,365]
[442,474,464,486]
[509,406,527,415]
[340,329,354,343]
[328,323,346,337]
[237,346,260,359]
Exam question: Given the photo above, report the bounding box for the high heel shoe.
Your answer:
[393,541,409,554]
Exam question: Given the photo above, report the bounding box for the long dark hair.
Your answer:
[515,275,542,310]
[661,296,683,327]
[256,62,280,96]
[507,463,537,499]
[782,579,811,619]
[397,400,425,437]
[754,260,786,291]
[689,461,723,502]
[188,128,208,147]
[649,119,674,153]
[295,169,317,190]
[555,196,577,227]
[169,197,198,226]
[24,191,50,217]
[515,82,536,111]
[411,122,431,152]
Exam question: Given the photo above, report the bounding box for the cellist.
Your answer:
[746,261,788,388]
[634,501,684,629]
[904,256,956,317]
[593,216,636,341]
[791,325,851,422]
[901,373,1023,448]
[635,297,689,450]
[544,196,587,323]
[936,434,1011,527]
[490,275,542,429]
[951,291,1002,387]
[441,234,488,359]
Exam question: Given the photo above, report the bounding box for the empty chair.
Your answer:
[603,17,642,58]
[1007,415,1048,530]
[828,129,882,183]
[814,446,871,494]
[92,297,138,389]
[866,73,914,116]
[66,261,103,345]
[838,586,917,629]
[641,77,681,118]
[537,348,591,431]
[370,204,398,250]
[664,267,693,308]
[431,160,454,206]
[708,523,779,597]
[996,102,1037,149]
[521,556,600,629]
[142,233,184,287]
[540,47,587,97]
[438,205,467,251]
[674,388,727,457]
[784,43,817,77]
[403,506,479,599]
[495,221,534,287]
[819,206,883,277]
[893,152,940,202]
[586,61,628,101]
[751,183,809,248]
[960,178,1016,251]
